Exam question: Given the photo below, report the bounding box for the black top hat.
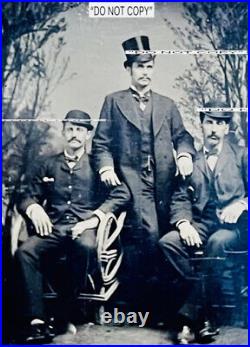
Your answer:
[64,110,93,130]
[200,100,232,120]
[122,36,154,67]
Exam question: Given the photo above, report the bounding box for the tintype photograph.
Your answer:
[2,2,248,345]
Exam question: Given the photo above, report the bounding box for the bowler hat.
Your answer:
[122,36,154,68]
[64,110,93,130]
[200,100,232,121]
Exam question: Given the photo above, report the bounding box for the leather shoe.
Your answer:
[195,320,219,343]
[22,322,55,344]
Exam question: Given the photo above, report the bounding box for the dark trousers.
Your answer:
[158,213,248,321]
[119,168,161,309]
[15,216,97,322]
[140,168,160,273]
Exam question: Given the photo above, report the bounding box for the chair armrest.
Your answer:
[96,211,126,285]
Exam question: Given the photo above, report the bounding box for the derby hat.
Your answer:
[122,36,154,68]
[200,100,232,121]
[64,110,93,130]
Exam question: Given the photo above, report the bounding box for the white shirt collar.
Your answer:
[130,85,151,97]
[203,142,223,155]
[64,147,85,161]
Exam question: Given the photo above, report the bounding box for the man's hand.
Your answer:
[71,216,99,240]
[178,221,202,247]
[219,201,247,224]
[100,169,121,187]
[28,204,53,236]
[177,156,193,179]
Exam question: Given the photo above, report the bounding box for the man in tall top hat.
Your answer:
[159,100,248,342]
[15,110,130,343]
[92,36,196,309]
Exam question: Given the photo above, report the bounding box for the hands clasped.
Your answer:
[219,201,247,224]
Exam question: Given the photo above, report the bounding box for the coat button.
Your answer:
[66,215,70,220]
[68,185,72,189]
[67,200,71,205]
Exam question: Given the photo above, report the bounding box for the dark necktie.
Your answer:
[65,155,78,164]
[130,88,150,105]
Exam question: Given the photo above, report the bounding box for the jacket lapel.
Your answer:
[116,89,141,131]
[58,153,70,172]
[73,152,89,171]
[152,92,167,137]
[214,141,232,178]
[195,150,210,181]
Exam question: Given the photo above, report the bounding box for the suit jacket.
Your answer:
[18,152,131,224]
[170,141,248,226]
[92,89,195,236]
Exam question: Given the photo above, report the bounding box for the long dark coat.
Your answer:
[92,89,196,240]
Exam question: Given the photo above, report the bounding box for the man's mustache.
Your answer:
[68,138,81,143]
[209,134,219,140]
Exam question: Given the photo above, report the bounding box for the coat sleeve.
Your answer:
[17,159,49,215]
[170,177,193,225]
[92,95,115,171]
[170,101,196,157]
[97,179,131,215]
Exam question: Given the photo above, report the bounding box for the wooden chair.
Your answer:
[183,249,248,329]
[10,211,126,322]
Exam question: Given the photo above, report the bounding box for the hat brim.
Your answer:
[64,120,93,130]
[201,111,232,119]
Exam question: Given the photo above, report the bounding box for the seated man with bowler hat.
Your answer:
[159,100,248,343]
[15,110,131,343]
[92,36,195,312]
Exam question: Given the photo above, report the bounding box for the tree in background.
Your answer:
[2,2,81,229]
[2,4,83,342]
[164,2,247,146]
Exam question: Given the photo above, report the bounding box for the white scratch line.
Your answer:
[2,119,107,122]
[197,107,248,112]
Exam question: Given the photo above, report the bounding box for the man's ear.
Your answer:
[126,66,132,75]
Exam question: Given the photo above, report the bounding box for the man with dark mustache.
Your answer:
[159,100,248,343]
[92,36,195,311]
[15,110,130,343]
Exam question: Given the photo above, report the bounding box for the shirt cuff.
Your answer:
[99,166,114,175]
[177,152,192,160]
[26,203,40,218]
[238,200,248,211]
[176,219,190,228]
[93,209,106,221]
